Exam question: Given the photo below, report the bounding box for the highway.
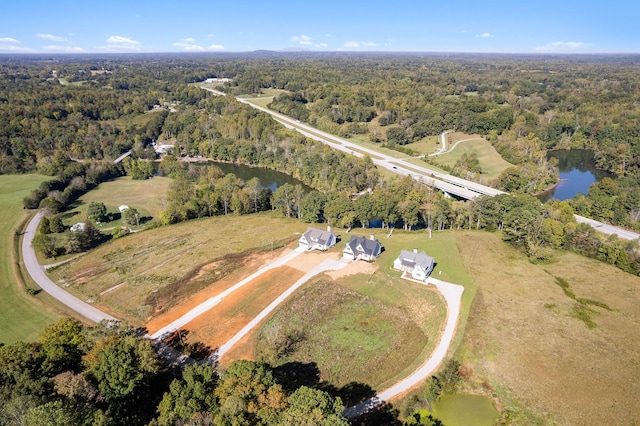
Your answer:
[202,86,639,241]
[237,97,505,199]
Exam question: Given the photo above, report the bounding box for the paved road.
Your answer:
[22,211,117,323]
[343,278,464,418]
[575,215,640,241]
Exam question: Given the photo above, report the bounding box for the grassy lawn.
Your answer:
[347,136,411,159]
[404,135,442,155]
[77,175,171,219]
[0,175,60,343]
[48,212,310,325]
[454,231,640,425]
[244,97,274,108]
[253,228,475,396]
[432,133,513,181]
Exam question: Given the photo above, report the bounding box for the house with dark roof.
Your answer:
[298,227,336,251]
[393,249,435,281]
[343,235,382,261]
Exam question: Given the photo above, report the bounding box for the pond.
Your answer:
[190,161,312,192]
[432,394,499,426]
[537,149,612,202]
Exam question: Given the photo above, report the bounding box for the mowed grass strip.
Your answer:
[434,133,513,180]
[48,212,309,325]
[455,231,640,426]
[0,174,60,343]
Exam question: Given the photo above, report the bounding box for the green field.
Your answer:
[433,134,513,181]
[78,175,172,219]
[0,175,60,343]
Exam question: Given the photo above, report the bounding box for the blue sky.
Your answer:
[1,0,638,54]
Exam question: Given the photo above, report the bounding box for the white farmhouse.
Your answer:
[393,249,435,281]
[298,227,336,251]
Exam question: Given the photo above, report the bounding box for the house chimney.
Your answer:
[370,234,375,241]
[327,225,331,233]
[413,248,418,254]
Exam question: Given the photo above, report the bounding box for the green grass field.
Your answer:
[433,134,513,181]
[55,175,172,237]
[0,175,60,343]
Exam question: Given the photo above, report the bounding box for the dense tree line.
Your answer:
[0,318,349,425]
[4,54,640,228]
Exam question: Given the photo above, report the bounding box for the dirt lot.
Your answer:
[146,248,341,360]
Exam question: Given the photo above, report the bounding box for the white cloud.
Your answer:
[0,45,36,52]
[208,33,215,38]
[173,41,224,51]
[106,35,140,45]
[534,41,591,52]
[42,45,85,53]
[476,32,493,38]
[182,37,196,42]
[344,41,377,48]
[102,35,141,52]
[36,33,68,42]
[0,37,20,43]
[291,34,328,48]
[291,34,313,45]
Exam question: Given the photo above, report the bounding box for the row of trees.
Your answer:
[0,318,350,425]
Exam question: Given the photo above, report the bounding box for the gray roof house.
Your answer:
[299,227,336,251]
[343,235,382,261]
[393,249,435,281]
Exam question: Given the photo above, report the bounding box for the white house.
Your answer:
[343,235,382,261]
[298,227,336,251]
[393,249,435,281]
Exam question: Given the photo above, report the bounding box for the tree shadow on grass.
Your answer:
[272,361,321,394]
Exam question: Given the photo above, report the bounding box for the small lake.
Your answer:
[198,161,312,193]
[537,149,612,202]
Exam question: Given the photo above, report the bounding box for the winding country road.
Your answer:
[22,211,117,323]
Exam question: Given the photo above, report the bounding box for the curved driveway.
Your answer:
[343,277,464,418]
[22,211,117,323]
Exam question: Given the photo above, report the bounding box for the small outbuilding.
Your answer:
[393,249,435,281]
[343,235,382,261]
[299,226,336,251]
[118,205,129,213]
[70,222,86,232]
